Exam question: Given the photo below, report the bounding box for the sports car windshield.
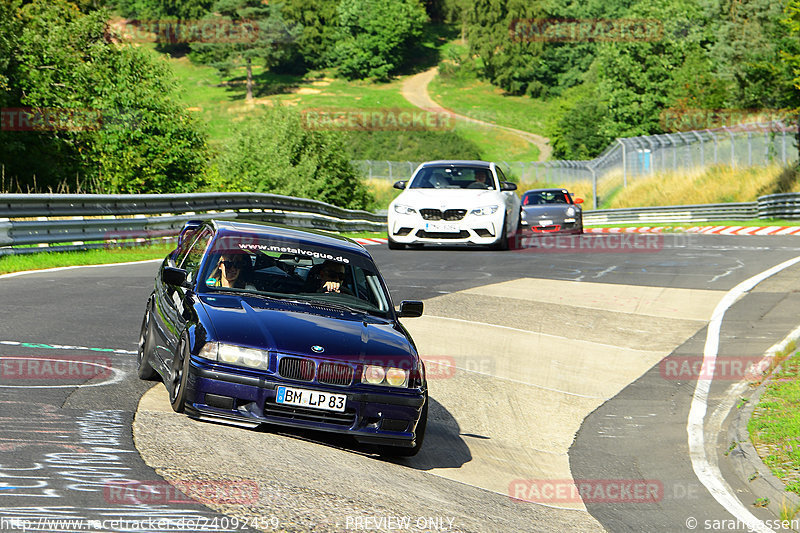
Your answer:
[523,191,571,205]
[409,166,496,190]
[199,235,392,317]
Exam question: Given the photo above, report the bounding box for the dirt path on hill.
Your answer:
[402,67,552,162]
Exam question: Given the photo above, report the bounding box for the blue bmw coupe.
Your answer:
[137,220,427,456]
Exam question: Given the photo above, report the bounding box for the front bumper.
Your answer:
[520,218,583,235]
[388,212,505,245]
[184,356,426,448]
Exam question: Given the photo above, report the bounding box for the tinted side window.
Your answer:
[179,229,212,282]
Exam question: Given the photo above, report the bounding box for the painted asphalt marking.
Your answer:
[0,356,125,389]
[586,226,800,236]
[688,254,800,533]
[0,258,162,280]
[0,340,136,355]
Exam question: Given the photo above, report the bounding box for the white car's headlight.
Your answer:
[199,342,268,370]
[470,205,499,216]
[566,207,576,217]
[393,204,417,215]
[362,365,409,387]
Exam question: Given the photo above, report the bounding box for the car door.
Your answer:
[155,227,212,369]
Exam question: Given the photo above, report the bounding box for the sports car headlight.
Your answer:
[566,207,576,217]
[393,204,417,215]
[470,205,499,216]
[362,365,409,387]
[199,342,268,370]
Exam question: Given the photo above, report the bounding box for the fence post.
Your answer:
[617,139,626,188]
[591,166,598,209]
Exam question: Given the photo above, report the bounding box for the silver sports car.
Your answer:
[518,188,584,235]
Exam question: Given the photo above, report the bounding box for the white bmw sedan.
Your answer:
[387,161,521,250]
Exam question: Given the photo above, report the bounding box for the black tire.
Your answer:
[136,302,158,381]
[492,216,509,251]
[170,335,191,413]
[387,236,405,250]
[380,396,428,458]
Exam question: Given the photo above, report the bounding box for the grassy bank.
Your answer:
[0,232,386,275]
[748,346,800,497]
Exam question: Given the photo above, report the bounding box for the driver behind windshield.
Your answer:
[306,259,351,294]
[467,169,491,189]
[211,253,255,289]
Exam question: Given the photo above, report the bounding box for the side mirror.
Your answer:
[574,198,584,204]
[500,181,517,191]
[162,266,189,287]
[397,300,423,318]
[393,180,407,190]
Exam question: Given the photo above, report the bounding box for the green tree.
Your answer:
[280,0,339,70]
[218,107,373,210]
[709,0,800,110]
[331,0,428,80]
[191,0,301,101]
[3,0,208,193]
[115,0,213,19]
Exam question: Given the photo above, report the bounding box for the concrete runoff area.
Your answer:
[134,278,723,529]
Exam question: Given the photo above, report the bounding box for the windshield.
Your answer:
[200,235,392,317]
[523,190,571,205]
[409,166,496,190]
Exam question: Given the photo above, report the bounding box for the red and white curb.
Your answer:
[585,226,800,236]
[353,237,389,246]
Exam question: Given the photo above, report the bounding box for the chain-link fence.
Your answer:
[355,120,799,208]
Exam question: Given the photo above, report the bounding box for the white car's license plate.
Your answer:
[539,220,554,226]
[275,386,346,412]
[425,222,460,233]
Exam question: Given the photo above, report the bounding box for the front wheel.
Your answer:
[491,216,509,251]
[387,236,406,250]
[170,336,191,413]
[137,302,158,381]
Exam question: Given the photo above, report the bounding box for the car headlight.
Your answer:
[199,342,268,370]
[362,365,409,387]
[470,205,499,216]
[566,207,576,217]
[393,204,417,215]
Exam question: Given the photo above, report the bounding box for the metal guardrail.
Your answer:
[583,202,759,225]
[0,193,386,255]
[4,192,800,255]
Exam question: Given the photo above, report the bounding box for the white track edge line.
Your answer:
[688,254,800,533]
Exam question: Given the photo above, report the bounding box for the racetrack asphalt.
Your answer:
[3,234,800,532]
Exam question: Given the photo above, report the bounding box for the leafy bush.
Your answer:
[341,130,482,161]
[0,0,208,193]
[217,107,373,210]
[331,0,428,80]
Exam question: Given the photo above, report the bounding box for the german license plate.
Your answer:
[539,220,554,226]
[425,222,460,233]
[275,386,346,412]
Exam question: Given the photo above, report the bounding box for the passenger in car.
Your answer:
[212,253,255,289]
[305,260,351,294]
